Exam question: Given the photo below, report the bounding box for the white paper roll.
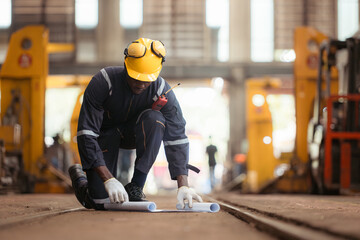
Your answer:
[104,202,157,212]
[176,202,220,213]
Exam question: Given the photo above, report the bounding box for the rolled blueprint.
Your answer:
[176,202,220,213]
[104,201,157,212]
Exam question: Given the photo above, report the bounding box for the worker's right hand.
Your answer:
[104,178,129,203]
[177,186,203,209]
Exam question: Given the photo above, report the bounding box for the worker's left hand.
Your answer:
[177,186,203,209]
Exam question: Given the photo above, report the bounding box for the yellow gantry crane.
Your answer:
[0,25,74,193]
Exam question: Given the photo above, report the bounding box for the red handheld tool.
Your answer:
[152,83,180,111]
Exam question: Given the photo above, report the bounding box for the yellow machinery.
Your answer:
[293,27,338,165]
[0,25,74,193]
[263,26,338,193]
[244,78,280,192]
[243,27,340,193]
[268,27,339,193]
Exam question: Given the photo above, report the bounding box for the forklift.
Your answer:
[308,33,360,194]
[242,27,360,195]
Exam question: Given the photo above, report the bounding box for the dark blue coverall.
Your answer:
[77,66,189,204]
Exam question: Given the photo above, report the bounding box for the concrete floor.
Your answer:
[0,193,274,240]
[0,193,359,240]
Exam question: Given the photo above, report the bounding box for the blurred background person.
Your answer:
[206,136,217,190]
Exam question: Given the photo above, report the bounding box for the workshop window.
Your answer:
[75,0,98,29]
[337,0,359,40]
[251,0,274,62]
[206,0,229,62]
[0,0,11,28]
[120,0,143,28]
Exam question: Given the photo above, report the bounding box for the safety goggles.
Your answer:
[124,40,166,63]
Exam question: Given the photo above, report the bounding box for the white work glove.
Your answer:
[177,186,203,209]
[104,178,129,203]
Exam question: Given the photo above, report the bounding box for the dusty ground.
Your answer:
[2,193,360,240]
[0,193,81,226]
[0,193,275,240]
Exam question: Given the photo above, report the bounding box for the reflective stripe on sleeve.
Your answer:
[77,130,99,137]
[163,138,189,146]
[152,77,165,101]
[100,68,112,95]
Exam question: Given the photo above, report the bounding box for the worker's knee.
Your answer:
[137,109,165,127]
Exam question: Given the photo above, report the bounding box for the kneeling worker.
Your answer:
[69,38,202,210]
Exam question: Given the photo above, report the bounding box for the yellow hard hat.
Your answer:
[124,38,166,82]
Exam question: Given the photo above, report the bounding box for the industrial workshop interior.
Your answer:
[0,0,359,239]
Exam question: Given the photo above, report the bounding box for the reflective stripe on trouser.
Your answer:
[86,110,165,201]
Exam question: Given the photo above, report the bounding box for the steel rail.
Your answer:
[206,196,356,240]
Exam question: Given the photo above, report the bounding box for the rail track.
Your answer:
[207,196,358,240]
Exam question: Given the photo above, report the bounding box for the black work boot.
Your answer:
[124,182,147,201]
[68,164,96,209]
[69,164,86,184]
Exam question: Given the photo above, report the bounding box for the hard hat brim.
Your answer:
[125,61,161,82]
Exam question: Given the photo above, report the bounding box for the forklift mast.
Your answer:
[309,33,360,194]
